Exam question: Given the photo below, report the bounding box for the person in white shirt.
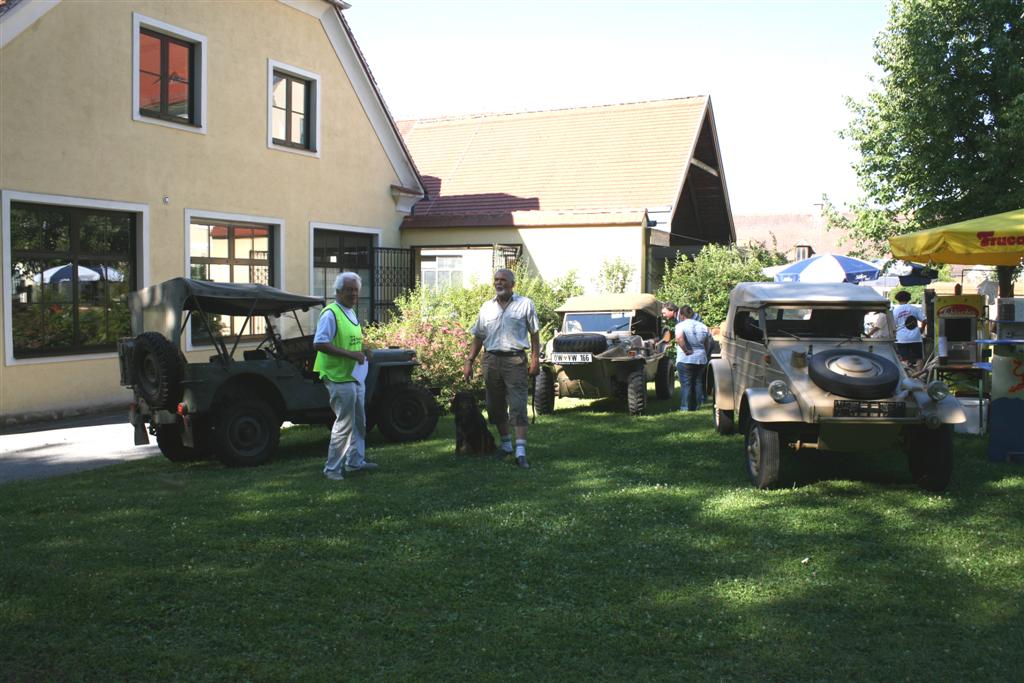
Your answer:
[675,306,710,411]
[892,290,926,370]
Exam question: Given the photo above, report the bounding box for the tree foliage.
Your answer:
[596,258,635,293]
[831,0,1024,250]
[657,244,785,329]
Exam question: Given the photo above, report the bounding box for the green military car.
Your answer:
[118,278,439,466]
[534,293,674,416]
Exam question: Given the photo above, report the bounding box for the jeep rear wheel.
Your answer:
[906,425,953,492]
[133,332,183,409]
[627,368,647,416]
[655,356,675,400]
[155,423,209,463]
[746,420,780,488]
[714,398,735,435]
[377,385,440,442]
[215,399,280,467]
[534,368,555,414]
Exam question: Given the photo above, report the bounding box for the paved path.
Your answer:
[0,411,160,485]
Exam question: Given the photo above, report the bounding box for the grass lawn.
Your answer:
[2,394,1022,681]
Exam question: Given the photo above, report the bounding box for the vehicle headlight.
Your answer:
[768,380,791,403]
[926,380,951,402]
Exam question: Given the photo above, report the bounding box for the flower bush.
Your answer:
[364,261,583,409]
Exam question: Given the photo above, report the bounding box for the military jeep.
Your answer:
[534,293,674,416]
[118,278,439,467]
[709,282,965,491]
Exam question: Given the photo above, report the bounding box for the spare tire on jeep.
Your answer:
[808,349,900,400]
[132,332,183,409]
[552,333,607,354]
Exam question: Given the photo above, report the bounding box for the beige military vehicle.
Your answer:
[534,293,674,416]
[709,282,965,491]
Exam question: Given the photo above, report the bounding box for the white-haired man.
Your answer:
[463,268,540,468]
[314,271,376,480]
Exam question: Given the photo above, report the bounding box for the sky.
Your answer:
[344,0,892,216]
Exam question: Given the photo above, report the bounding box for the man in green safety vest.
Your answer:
[314,272,376,481]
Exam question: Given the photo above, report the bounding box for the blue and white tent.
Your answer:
[773,253,881,284]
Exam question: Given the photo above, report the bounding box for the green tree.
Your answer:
[657,243,785,329]
[596,258,635,293]
[830,0,1024,259]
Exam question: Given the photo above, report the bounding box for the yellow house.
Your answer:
[0,0,424,423]
[397,97,736,293]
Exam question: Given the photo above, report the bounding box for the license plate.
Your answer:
[551,352,592,364]
[833,400,906,418]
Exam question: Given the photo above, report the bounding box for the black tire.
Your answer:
[713,390,735,435]
[552,333,608,354]
[745,420,780,488]
[377,385,440,442]
[534,368,555,414]
[627,368,647,416]
[906,425,953,492]
[214,399,280,467]
[133,332,183,409]
[655,356,675,400]
[155,423,209,463]
[808,349,900,400]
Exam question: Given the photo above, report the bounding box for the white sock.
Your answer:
[515,439,527,457]
[501,436,513,453]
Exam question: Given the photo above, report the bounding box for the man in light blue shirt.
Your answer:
[675,305,710,411]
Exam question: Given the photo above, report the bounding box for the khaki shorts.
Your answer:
[482,352,530,427]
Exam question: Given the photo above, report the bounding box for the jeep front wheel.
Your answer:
[534,368,555,414]
[905,425,953,492]
[377,385,440,442]
[745,420,780,488]
[655,356,675,400]
[215,399,280,467]
[627,368,647,416]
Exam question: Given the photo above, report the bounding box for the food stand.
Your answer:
[889,209,1024,463]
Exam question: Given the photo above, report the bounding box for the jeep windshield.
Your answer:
[564,311,633,333]
[762,306,889,340]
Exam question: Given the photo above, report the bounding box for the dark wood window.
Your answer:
[9,203,136,358]
[272,71,311,149]
[313,230,373,317]
[139,28,195,124]
[189,221,273,343]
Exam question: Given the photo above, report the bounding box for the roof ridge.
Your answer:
[398,95,707,126]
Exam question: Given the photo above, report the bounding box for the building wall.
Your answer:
[403,224,646,293]
[0,0,409,420]
[733,212,846,259]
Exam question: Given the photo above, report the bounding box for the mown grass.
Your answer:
[1,395,1022,681]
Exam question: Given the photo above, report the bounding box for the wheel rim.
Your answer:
[140,355,159,393]
[747,428,761,477]
[392,395,427,434]
[228,413,268,456]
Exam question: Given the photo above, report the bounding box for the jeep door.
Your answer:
[729,307,768,404]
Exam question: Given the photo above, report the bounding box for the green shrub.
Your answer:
[658,243,785,328]
[596,258,635,293]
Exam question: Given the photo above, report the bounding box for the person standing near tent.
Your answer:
[892,290,927,371]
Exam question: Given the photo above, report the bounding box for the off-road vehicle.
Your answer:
[534,293,674,416]
[709,282,965,491]
[118,278,439,466]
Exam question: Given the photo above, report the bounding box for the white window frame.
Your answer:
[268,60,322,158]
[184,209,285,351]
[420,254,465,292]
[1,190,150,367]
[132,13,208,135]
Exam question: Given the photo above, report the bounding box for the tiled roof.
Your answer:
[399,97,708,223]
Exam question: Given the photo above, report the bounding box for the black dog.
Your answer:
[451,391,496,456]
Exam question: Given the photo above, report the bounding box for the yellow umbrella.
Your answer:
[888,208,1024,267]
